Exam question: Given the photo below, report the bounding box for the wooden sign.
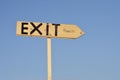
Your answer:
[16,21,84,39]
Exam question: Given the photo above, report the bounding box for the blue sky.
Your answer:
[0,0,120,80]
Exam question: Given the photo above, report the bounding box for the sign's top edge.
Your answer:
[17,21,78,26]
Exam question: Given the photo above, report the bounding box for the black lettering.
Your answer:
[30,22,42,35]
[46,23,49,35]
[21,22,28,34]
[52,24,60,36]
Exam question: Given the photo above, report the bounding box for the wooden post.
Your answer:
[47,38,52,80]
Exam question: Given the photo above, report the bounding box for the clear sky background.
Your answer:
[0,0,120,80]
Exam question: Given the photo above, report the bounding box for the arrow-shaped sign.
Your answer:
[16,21,84,39]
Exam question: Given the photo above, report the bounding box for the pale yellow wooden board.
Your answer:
[16,21,84,39]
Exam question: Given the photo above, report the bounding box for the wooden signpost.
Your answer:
[16,21,84,80]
